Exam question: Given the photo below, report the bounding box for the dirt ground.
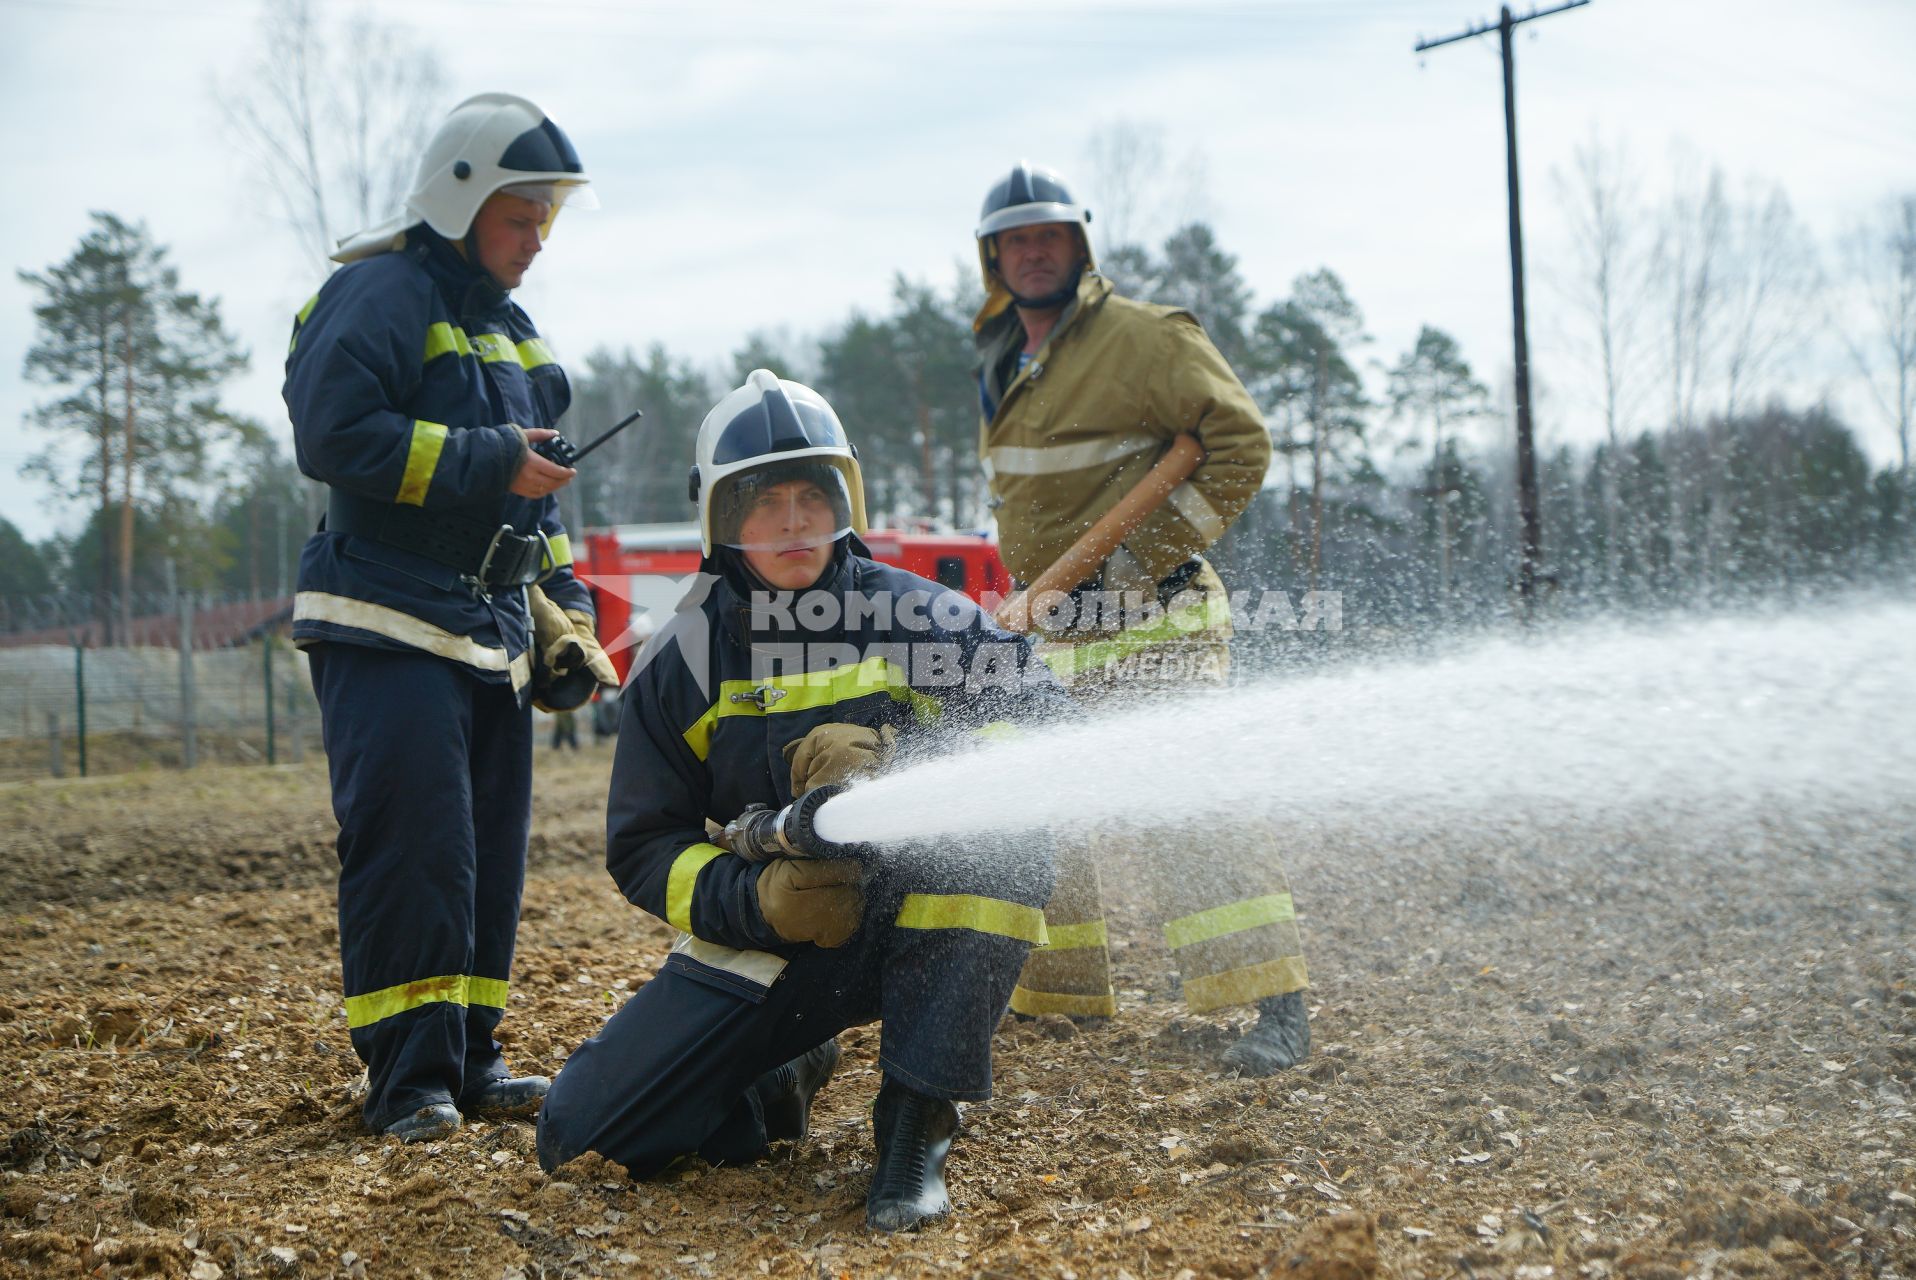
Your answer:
[2,745,1911,1279]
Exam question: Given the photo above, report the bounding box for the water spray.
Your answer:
[810,599,1916,852]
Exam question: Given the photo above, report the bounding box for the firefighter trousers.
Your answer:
[536,851,1052,1178]
[309,643,532,1131]
[1016,565,1309,1017]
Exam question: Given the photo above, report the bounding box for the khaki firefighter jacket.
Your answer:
[973,271,1271,586]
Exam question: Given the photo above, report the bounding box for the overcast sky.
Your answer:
[3,0,1913,543]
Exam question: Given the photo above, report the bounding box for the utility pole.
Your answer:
[1415,0,1587,612]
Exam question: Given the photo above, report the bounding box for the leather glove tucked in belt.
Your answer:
[755,857,865,948]
[783,723,898,794]
[529,586,618,712]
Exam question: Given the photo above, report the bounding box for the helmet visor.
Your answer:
[499,179,599,212]
[977,202,1084,239]
[711,461,854,553]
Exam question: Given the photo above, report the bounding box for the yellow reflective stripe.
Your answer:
[343,973,510,1030]
[894,893,1048,945]
[467,977,509,1010]
[1182,956,1309,1015]
[545,532,572,569]
[1163,893,1295,951]
[1042,595,1228,679]
[682,656,941,761]
[288,292,320,354]
[1008,987,1118,1018]
[422,321,473,363]
[665,842,727,933]
[972,720,1021,744]
[396,419,448,506]
[418,325,553,370]
[1037,919,1107,951]
[472,331,519,364]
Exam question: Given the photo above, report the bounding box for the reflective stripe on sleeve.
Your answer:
[517,337,557,369]
[894,893,1049,945]
[287,293,319,354]
[665,842,728,934]
[987,433,1158,477]
[545,532,573,569]
[342,973,510,1030]
[1162,893,1295,951]
[1165,480,1227,543]
[395,419,448,506]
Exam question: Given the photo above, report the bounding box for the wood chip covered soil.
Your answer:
[2,748,1912,1279]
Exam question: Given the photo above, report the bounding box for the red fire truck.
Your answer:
[571,524,1012,681]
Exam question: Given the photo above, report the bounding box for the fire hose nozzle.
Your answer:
[722,785,870,864]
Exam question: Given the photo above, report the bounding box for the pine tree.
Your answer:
[18,213,247,639]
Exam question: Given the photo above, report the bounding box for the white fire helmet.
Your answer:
[689,370,868,558]
[332,92,595,264]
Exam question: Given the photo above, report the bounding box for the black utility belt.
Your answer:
[326,492,552,591]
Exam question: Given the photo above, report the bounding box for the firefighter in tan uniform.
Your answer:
[971,162,1311,1074]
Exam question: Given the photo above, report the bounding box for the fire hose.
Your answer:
[992,434,1206,634]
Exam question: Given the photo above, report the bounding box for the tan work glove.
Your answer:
[783,723,898,794]
[529,587,617,712]
[756,857,865,948]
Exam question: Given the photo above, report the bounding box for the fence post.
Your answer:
[287,652,305,763]
[74,638,87,778]
[178,596,197,769]
[48,713,63,778]
[263,634,277,765]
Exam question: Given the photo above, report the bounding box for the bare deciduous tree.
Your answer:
[214,0,446,272]
[1655,150,1730,584]
[1080,120,1212,263]
[1659,151,1730,437]
[1719,181,1819,422]
[1838,194,1916,479]
[1551,133,1655,588]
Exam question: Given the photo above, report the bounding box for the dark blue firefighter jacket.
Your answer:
[283,228,591,692]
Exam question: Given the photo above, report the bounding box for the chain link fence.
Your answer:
[0,597,319,782]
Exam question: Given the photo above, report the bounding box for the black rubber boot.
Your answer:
[460,1075,550,1119]
[1220,990,1311,1076]
[384,1101,461,1143]
[865,1079,958,1233]
[756,1038,842,1143]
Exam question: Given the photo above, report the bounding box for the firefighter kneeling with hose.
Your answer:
[537,371,1072,1232]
